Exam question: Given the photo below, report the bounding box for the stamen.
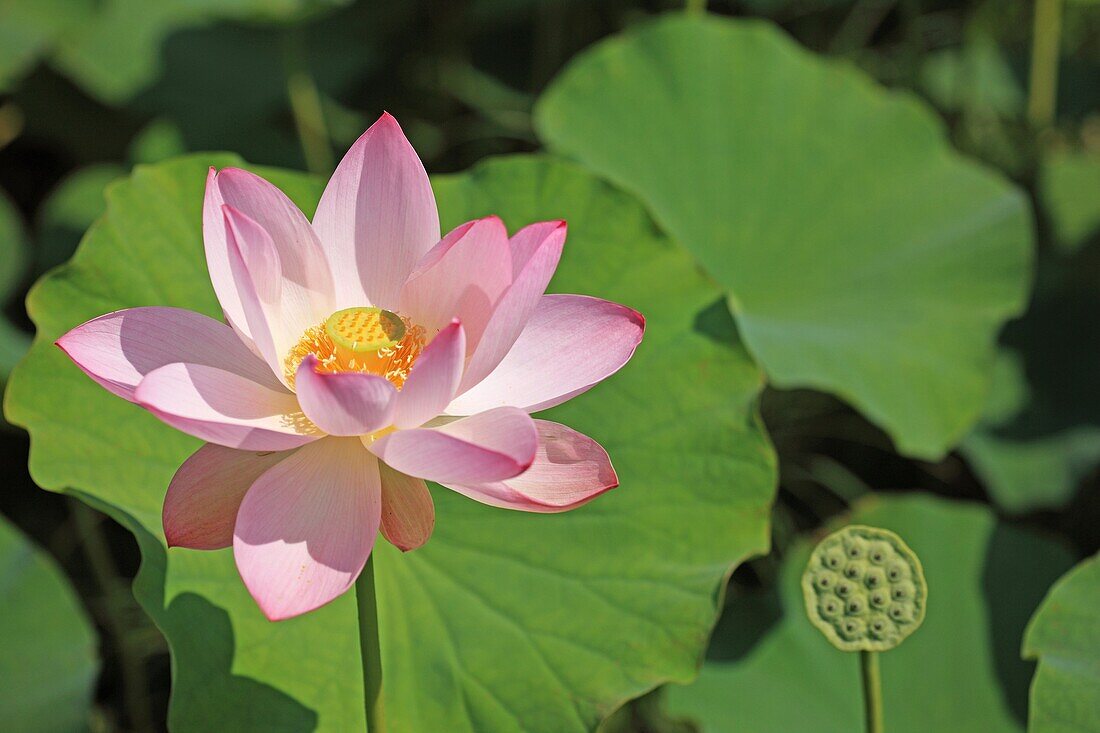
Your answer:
[325,307,406,358]
[283,308,425,390]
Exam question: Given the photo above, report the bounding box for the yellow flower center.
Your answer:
[284,306,426,389]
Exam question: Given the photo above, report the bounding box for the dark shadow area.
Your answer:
[980,523,1076,725]
[691,295,740,347]
[165,593,318,733]
[705,583,784,663]
[65,490,318,732]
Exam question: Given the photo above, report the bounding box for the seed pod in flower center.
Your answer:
[325,307,406,360]
[284,307,425,389]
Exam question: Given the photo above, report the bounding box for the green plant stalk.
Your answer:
[356,556,385,732]
[71,501,155,733]
[283,33,333,175]
[1027,0,1063,128]
[860,650,884,733]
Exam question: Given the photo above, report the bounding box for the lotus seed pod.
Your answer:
[864,567,886,590]
[819,596,843,619]
[822,548,846,570]
[802,525,927,652]
[813,570,839,592]
[868,614,894,640]
[867,541,891,564]
[843,561,866,581]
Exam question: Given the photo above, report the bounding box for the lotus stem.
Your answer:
[356,555,385,732]
[284,32,333,175]
[1027,0,1063,128]
[71,501,155,732]
[860,650,884,733]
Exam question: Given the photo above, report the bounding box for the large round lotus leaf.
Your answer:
[0,513,99,732]
[535,14,1032,460]
[665,494,1074,733]
[1023,552,1100,733]
[5,153,776,732]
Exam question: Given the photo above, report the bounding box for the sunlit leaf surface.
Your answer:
[536,14,1033,460]
[6,153,776,732]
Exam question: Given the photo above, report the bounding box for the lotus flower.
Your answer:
[56,114,644,620]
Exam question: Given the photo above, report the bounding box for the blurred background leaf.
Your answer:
[0,512,99,733]
[960,351,1100,513]
[0,188,31,384]
[1040,149,1100,253]
[1023,552,1100,733]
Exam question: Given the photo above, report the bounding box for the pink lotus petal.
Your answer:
[458,221,565,392]
[448,294,644,415]
[135,362,322,451]
[295,355,397,436]
[399,216,512,352]
[313,113,440,310]
[379,462,434,551]
[442,420,617,513]
[56,306,280,402]
[163,443,288,550]
[393,320,466,429]
[223,205,327,385]
[234,438,381,621]
[223,206,285,381]
[204,167,333,345]
[369,407,537,484]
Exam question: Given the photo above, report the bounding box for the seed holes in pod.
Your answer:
[868,615,893,640]
[802,525,926,651]
[887,560,910,582]
[815,571,838,591]
[891,581,915,601]
[865,567,885,589]
[840,618,866,640]
[889,604,913,623]
[824,549,845,570]
[819,598,842,619]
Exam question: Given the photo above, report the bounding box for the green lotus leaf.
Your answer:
[0,513,99,732]
[1040,150,1100,253]
[34,164,125,278]
[49,0,352,103]
[0,0,92,92]
[1023,552,1100,733]
[0,188,31,384]
[665,493,1074,732]
[5,153,776,731]
[961,351,1100,513]
[535,14,1033,460]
